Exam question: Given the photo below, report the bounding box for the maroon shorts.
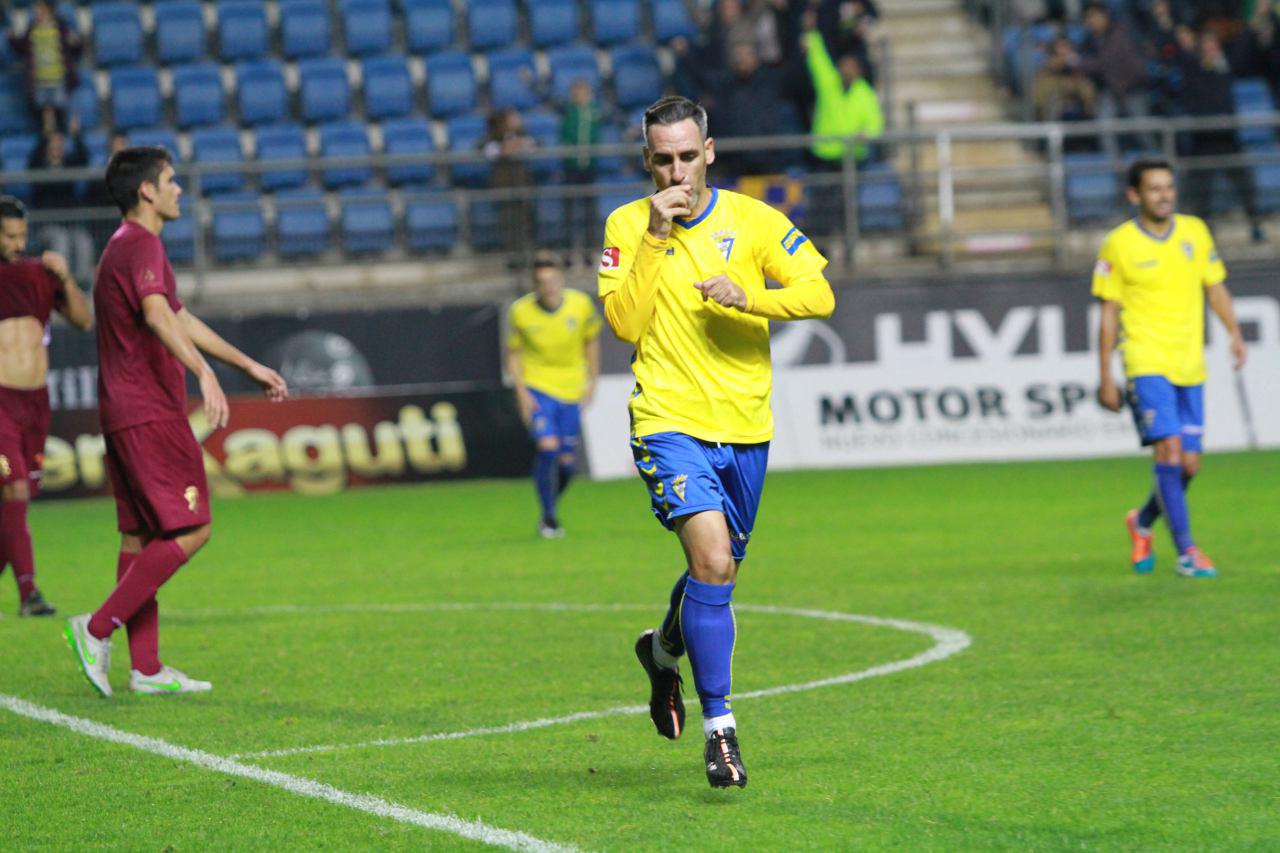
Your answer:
[0,385,51,496]
[105,419,211,534]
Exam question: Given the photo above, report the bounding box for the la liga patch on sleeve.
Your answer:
[599,247,620,270]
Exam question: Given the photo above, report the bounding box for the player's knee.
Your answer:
[1154,436,1182,465]
[1182,456,1200,478]
[2,481,30,502]
[689,549,735,585]
[536,437,560,453]
[558,453,575,468]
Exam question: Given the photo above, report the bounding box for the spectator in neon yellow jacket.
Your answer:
[803,25,884,164]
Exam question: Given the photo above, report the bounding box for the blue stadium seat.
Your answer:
[611,45,662,109]
[529,0,579,48]
[487,48,538,111]
[128,127,182,161]
[172,63,226,129]
[191,127,245,195]
[1064,152,1120,222]
[280,0,332,60]
[236,60,288,126]
[91,4,143,67]
[444,112,490,187]
[652,0,697,41]
[426,51,477,118]
[362,55,414,120]
[318,120,373,188]
[218,1,270,61]
[405,196,458,251]
[857,163,905,233]
[1251,144,1280,213]
[468,0,518,51]
[0,75,36,135]
[381,117,437,186]
[155,1,206,64]
[404,0,454,54]
[340,188,395,254]
[110,68,162,131]
[161,212,196,263]
[521,108,560,182]
[275,187,330,257]
[255,123,310,191]
[211,193,266,261]
[594,174,643,224]
[590,0,640,45]
[299,57,352,123]
[83,130,110,169]
[340,0,393,57]
[594,121,625,176]
[548,44,600,103]
[1233,78,1277,149]
[0,135,39,202]
[69,83,100,133]
[535,196,569,246]
[468,199,501,250]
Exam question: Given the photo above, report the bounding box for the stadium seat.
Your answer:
[0,74,36,135]
[191,127,245,195]
[521,108,560,182]
[444,112,490,187]
[340,0,393,57]
[218,1,269,61]
[404,196,458,251]
[590,0,641,45]
[255,123,310,191]
[467,0,518,51]
[299,57,352,123]
[487,48,539,111]
[652,0,697,42]
[91,4,143,67]
[535,195,569,246]
[468,198,501,251]
[611,45,662,110]
[280,0,332,60]
[339,188,395,254]
[69,82,100,133]
[275,187,331,258]
[381,117,437,186]
[1251,144,1280,213]
[172,63,227,129]
[529,0,580,48]
[593,121,625,176]
[211,193,266,261]
[155,1,206,64]
[318,120,373,188]
[1064,152,1120,222]
[362,55,414,120]
[109,68,162,131]
[236,60,288,126]
[548,44,600,104]
[404,0,454,54]
[857,163,905,233]
[426,51,477,118]
[161,212,197,263]
[1233,78,1277,149]
[0,134,39,202]
[594,175,643,225]
[128,128,181,161]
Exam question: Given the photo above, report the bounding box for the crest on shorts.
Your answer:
[671,474,687,503]
[1181,241,1194,260]
[184,486,198,512]
[0,455,9,478]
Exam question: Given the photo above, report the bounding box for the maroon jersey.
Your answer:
[94,220,187,434]
[0,257,66,326]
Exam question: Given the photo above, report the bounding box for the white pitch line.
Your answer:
[218,602,971,760]
[0,693,582,853]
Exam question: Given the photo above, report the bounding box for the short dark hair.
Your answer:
[0,195,28,222]
[1127,157,1174,190]
[531,250,564,271]
[104,146,173,214]
[642,96,708,144]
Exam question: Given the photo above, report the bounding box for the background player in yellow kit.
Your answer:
[1094,158,1247,579]
[599,96,835,788]
[505,251,601,538]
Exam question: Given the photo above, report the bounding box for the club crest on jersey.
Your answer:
[671,474,688,502]
[781,226,808,256]
[599,247,620,270]
[713,228,737,262]
[184,486,198,512]
[1181,241,1194,260]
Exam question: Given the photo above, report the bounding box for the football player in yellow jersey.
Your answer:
[505,251,601,539]
[599,96,835,788]
[1094,158,1247,579]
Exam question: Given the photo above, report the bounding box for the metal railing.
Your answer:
[2,111,1277,302]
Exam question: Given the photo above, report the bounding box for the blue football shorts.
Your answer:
[630,431,769,562]
[529,387,581,450]
[1126,375,1205,453]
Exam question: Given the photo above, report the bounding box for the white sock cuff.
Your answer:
[651,630,680,669]
[703,712,737,739]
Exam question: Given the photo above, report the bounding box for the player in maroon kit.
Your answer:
[0,195,93,616]
[64,147,288,696]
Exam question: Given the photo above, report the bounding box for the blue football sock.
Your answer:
[658,571,689,658]
[1154,463,1194,553]
[533,449,558,523]
[680,577,736,719]
[1138,472,1193,530]
[556,461,575,497]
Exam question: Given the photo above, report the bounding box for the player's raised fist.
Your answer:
[694,275,748,311]
[40,251,71,281]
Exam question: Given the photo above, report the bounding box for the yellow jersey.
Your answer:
[506,288,601,403]
[1092,214,1226,386]
[598,186,834,443]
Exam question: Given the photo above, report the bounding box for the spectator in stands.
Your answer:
[1033,36,1098,130]
[1249,2,1280,105]
[6,0,82,134]
[27,122,96,282]
[85,132,128,211]
[815,0,880,84]
[708,43,798,178]
[1079,1,1153,155]
[483,108,538,266]
[560,79,602,255]
[1143,0,1187,117]
[1175,29,1265,242]
[802,10,884,168]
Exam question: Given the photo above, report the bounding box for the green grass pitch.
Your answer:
[2,452,1278,850]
